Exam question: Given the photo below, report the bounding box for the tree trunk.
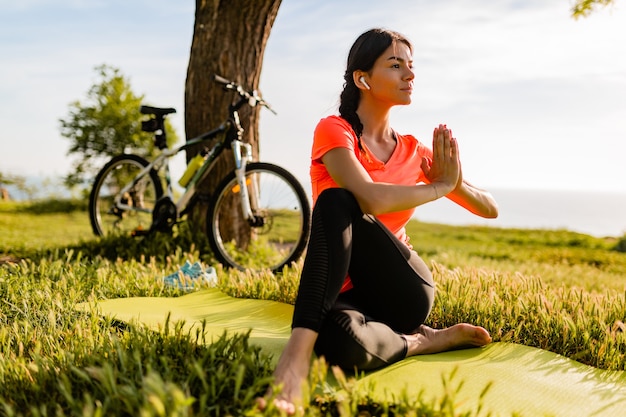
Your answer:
[185,0,281,239]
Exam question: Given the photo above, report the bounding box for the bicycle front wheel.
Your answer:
[89,154,163,236]
[207,162,311,273]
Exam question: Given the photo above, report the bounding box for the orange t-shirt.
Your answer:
[310,115,432,290]
[310,115,433,244]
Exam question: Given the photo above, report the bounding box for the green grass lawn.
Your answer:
[0,199,93,254]
[1,198,625,416]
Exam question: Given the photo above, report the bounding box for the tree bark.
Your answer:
[185,0,281,235]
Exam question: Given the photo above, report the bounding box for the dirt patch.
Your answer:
[0,254,22,265]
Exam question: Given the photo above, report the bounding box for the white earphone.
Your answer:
[360,76,370,90]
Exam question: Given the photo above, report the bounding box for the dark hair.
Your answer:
[339,28,413,149]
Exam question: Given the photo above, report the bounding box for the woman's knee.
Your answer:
[314,309,407,371]
[316,188,360,213]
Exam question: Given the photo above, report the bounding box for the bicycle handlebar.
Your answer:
[213,74,277,115]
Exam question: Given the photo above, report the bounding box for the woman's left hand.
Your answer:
[421,124,461,195]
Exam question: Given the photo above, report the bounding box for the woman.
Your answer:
[260,28,498,414]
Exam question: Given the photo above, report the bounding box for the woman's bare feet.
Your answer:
[405,323,492,356]
[257,325,490,413]
[256,327,318,415]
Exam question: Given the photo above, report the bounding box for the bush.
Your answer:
[614,235,626,253]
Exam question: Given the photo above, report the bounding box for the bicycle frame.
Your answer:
[175,122,256,220]
[114,108,257,224]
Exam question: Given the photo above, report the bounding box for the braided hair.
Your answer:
[338,28,413,151]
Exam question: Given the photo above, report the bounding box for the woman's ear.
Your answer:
[353,72,370,90]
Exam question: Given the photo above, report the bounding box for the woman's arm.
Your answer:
[322,125,460,216]
[446,180,499,218]
[418,126,499,219]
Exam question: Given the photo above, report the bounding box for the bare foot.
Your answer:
[256,328,317,415]
[405,323,492,356]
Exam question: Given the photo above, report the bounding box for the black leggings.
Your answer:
[292,188,435,371]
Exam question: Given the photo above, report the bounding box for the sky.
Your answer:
[1,0,626,199]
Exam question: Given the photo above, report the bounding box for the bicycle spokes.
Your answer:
[207,163,310,273]
[89,155,162,236]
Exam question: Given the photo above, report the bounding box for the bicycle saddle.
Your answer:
[140,105,177,117]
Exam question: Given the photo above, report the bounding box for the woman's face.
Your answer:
[366,41,415,106]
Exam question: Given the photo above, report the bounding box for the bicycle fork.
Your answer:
[232,140,257,221]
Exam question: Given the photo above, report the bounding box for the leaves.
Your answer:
[58,64,179,188]
[571,0,615,19]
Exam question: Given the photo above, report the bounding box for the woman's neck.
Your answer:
[356,103,396,163]
[357,103,393,144]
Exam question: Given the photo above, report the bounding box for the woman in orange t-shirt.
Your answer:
[260,28,499,414]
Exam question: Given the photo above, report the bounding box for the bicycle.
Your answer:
[89,74,311,273]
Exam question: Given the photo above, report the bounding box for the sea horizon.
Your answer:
[413,188,626,238]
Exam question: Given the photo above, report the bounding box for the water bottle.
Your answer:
[178,154,205,187]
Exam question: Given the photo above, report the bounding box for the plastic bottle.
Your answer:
[178,154,205,187]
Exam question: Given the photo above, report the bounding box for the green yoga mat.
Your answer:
[82,289,626,416]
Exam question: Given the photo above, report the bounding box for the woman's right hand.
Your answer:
[420,124,461,196]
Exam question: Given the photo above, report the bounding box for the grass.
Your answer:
[0,199,92,256]
[1,198,626,415]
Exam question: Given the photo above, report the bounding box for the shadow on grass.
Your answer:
[79,225,215,263]
[3,222,215,265]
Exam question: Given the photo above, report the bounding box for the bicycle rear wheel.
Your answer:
[207,162,311,273]
[89,154,163,236]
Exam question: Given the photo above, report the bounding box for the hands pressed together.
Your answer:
[420,124,462,197]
